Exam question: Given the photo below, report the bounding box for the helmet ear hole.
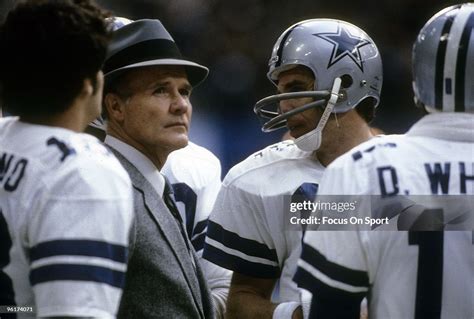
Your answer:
[355,97,376,123]
[340,74,353,89]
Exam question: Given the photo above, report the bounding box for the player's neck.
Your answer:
[20,103,89,132]
[316,119,373,167]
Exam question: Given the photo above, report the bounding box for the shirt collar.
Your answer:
[105,135,165,195]
[406,113,474,143]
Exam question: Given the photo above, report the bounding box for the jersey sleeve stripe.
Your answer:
[30,240,128,263]
[205,237,278,266]
[296,259,369,293]
[203,243,280,278]
[191,232,206,252]
[206,220,278,262]
[294,265,367,299]
[300,243,369,287]
[293,266,366,319]
[193,219,208,236]
[29,264,126,288]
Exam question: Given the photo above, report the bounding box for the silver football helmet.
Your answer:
[254,19,382,151]
[412,3,474,113]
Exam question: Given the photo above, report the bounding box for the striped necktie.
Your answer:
[162,177,196,268]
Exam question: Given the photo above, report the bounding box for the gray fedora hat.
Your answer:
[103,19,209,87]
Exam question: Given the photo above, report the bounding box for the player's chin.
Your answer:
[289,127,308,139]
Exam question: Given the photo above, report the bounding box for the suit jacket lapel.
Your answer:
[107,146,205,317]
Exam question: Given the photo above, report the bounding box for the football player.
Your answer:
[162,143,231,317]
[296,4,474,318]
[203,19,383,318]
[0,1,134,318]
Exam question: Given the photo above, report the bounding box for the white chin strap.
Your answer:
[295,77,342,152]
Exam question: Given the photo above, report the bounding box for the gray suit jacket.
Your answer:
[109,147,215,319]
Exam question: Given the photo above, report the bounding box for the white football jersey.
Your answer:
[204,140,325,303]
[297,113,474,319]
[161,142,221,253]
[161,141,231,318]
[0,117,134,318]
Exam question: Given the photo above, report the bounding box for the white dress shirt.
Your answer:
[105,135,165,196]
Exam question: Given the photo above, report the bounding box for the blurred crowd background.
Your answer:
[0,0,463,174]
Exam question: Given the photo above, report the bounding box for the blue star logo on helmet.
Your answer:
[314,25,371,72]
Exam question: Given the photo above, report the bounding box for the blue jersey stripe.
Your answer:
[30,264,126,288]
[30,240,128,263]
[207,221,278,262]
[191,232,206,252]
[193,219,208,236]
[294,266,366,319]
[203,243,280,278]
[300,243,369,287]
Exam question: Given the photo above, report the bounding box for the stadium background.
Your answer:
[0,0,462,174]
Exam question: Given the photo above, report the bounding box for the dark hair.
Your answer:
[355,97,376,124]
[0,0,111,117]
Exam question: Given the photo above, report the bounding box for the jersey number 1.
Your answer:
[409,232,443,319]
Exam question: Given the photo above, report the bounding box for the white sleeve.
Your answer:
[28,158,133,318]
[200,258,231,318]
[203,182,281,279]
[295,230,370,296]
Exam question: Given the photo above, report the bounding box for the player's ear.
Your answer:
[104,92,125,123]
[81,72,103,97]
[81,78,93,98]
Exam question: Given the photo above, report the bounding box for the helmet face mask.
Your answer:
[254,18,382,151]
[254,90,330,132]
[412,3,474,113]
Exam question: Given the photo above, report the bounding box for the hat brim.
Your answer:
[104,58,209,87]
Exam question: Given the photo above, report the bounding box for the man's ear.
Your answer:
[104,93,125,123]
[82,78,94,97]
[82,71,103,97]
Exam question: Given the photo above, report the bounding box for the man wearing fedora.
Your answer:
[101,19,215,318]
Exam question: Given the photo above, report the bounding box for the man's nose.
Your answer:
[170,92,189,114]
[279,98,297,114]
